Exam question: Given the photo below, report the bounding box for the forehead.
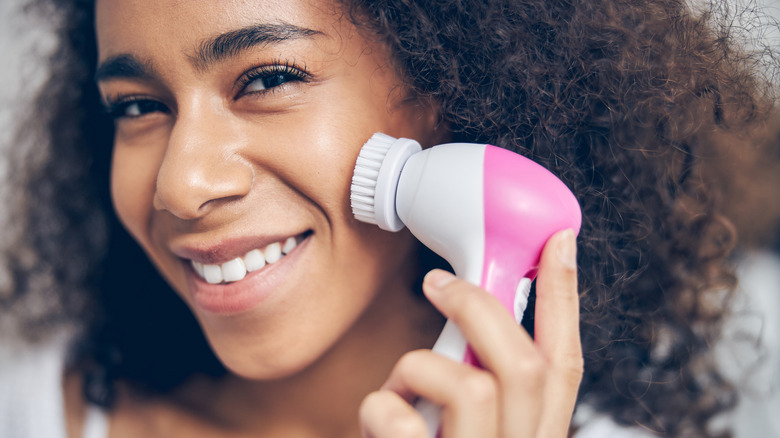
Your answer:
[94,0,344,60]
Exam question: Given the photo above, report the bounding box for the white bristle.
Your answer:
[353,167,380,180]
[350,134,396,226]
[352,204,376,216]
[354,215,377,224]
[350,133,421,231]
[360,150,387,160]
[350,193,375,205]
[350,186,375,198]
[351,175,377,188]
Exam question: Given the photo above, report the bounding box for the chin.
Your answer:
[201,319,342,382]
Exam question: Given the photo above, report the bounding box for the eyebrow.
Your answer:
[95,22,322,82]
[95,54,155,83]
[192,23,323,71]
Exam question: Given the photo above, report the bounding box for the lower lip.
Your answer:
[186,236,310,315]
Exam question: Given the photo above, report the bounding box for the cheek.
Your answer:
[242,112,373,225]
[110,144,163,244]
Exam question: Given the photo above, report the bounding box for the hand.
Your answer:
[360,229,583,438]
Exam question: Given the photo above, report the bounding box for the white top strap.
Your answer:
[82,404,109,438]
[0,334,70,438]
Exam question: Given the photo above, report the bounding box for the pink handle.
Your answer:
[463,146,582,366]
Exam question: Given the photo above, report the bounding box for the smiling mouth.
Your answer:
[189,232,310,284]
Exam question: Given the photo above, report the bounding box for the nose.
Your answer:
[153,107,253,220]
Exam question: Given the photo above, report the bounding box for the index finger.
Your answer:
[534,228,582,364]
[532,229,584,437]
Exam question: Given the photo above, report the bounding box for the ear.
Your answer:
[408,94,452,148]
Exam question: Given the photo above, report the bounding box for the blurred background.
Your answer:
[0,0,55,233]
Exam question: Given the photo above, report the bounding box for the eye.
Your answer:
[245,73,291,92]
[237,62,310,97]
[104,97,170,120]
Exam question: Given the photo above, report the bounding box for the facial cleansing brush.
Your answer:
[350,132,582,436]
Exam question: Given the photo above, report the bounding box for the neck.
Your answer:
[175,282,444,437]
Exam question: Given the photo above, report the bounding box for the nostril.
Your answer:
[195,194,248,215]
[153,158,254,220]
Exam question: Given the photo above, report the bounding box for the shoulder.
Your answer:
[63,367,89,438]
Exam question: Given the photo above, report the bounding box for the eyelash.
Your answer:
[103,96,170,120]
[103,61,311,120]
[235,60,310,98]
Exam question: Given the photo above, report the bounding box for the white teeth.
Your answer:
[221,257,247,283]
[190,235,301,284]
[244,249,266,272]
[282,236,296,254]
[192,261,205,278]
[202,264,224,284]
[264,242,282,264]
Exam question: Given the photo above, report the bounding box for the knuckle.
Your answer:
[359,391,426,438]
[555,355,585,387]
[517,353,547,379]
[359,390,386,418]
[502,340,531,365]
[394,350,427,376]
[358,391,382,431]
[505,353,548,390]
[383,415,427,438]
[458,372,498,405]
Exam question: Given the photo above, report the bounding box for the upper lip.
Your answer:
[170,230,310,265]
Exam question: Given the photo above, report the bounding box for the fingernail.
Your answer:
[556,228,577,269]
[424,269,456,289]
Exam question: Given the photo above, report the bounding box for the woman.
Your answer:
[1,0,777,437]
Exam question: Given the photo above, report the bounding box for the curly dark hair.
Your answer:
[2,0,778,436]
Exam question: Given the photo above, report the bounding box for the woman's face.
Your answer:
[95,0,442,379]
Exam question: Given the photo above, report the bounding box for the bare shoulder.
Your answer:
[62,371,87,438]
[62,374,231,438]
[62,372,266,438]
[61,372,162,438]
[61,373,156,438]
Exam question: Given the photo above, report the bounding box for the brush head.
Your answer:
[350,133,422,231]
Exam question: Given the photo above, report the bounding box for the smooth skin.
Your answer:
[66,0,583,437]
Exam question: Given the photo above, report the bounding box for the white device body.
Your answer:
[350,133,580,437]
